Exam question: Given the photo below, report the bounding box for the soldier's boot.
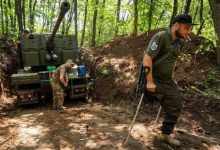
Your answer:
[60,106,67,110]
[158,133,181,147]
[57,106,67,113]
[52,106,57,110]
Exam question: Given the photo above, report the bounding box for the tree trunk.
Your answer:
[155,9,165,28]
[1,0,4,34]
[74,0,78,48]
[115,0,121,36]
[98,0,105,41]
[8,0,14,32]
[14,0,17,32]
[196,20,205,36]
[148,0,154,32]
[200,0,203,24]
[22,0,26,30]
[29,0,32,30]
[170,0,178,27]
[91,0,99,47]
[65,0,74,35]
[191,5,198,31]
[4,0,8,36]
[80,0,88,47]
[62,19,66,34]
[49,3,56,32]
[41,0,46,32]
[15,0,23,33]
[29,0,37,32]
[133,0,138,36]
[184,0,192,14]
[208,0,220,66]
[46,1,50,31]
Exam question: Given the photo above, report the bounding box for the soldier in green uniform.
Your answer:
[143,14,196,146]
[50,59,75,111]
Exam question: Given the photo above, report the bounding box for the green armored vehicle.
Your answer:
[11,1,89,105]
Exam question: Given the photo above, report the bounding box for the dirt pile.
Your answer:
[0,36,18,97]
[82,29,218,102]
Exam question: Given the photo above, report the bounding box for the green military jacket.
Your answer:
[145,29,185,80]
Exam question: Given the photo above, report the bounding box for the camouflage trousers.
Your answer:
[50,78,64,110]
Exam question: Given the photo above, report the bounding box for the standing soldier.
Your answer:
[50,59,75,111]
[143,14,196,146]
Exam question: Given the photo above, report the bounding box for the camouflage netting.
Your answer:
[0,36,18,96]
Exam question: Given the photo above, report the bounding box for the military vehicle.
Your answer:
[11,1,89,106]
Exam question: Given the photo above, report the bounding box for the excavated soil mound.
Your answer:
[82,29,218,103]
[0,36,18,108]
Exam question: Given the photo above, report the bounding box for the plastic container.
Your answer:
[77,65,86,77]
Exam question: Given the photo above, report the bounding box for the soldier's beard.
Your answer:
[175,29,184,38]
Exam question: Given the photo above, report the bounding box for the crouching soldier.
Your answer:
[50,59,75,111]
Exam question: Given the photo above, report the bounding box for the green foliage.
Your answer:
[207,69,220,83]
[0,0,218,48]
[178,53,192,62]
[194,38,216,57]
[185,68,220,100]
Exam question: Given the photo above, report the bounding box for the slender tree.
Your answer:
[4,0,9,36]
[80,0,88,46]
[74,0,78,48]
[22,0,26,30]
[91,0,99,47]
[98,0,106,41]
[197,20,205,35]
[29,0,37,32]
[1,0,4,34]
[184,0,192,14]
[133,0,138,36]
[61,18,66,34]
[15,0,23,33]
[46,1,51,31]
[41,0,46,32]
[115,0,121,36]
[200,0,203,23]
[148,0,154,32]
[49,3,56,32]
[65,0,74,34]
[13,0,17,32]
[170,0,178,27]
[197,0,204,35]
[208,0,220,66]
[8,0,14,32]
[192,5,199,30]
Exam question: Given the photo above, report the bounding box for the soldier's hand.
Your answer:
[64,82,68,87]
[146,82,156,93]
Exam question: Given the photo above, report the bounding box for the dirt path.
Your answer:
[0,99,220,150]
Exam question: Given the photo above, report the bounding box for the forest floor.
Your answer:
[0,97,220,150]
[1,29,220,150]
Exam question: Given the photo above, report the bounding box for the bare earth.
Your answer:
[0,98,220,150]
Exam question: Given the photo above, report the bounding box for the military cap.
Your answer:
[172,14,197,25]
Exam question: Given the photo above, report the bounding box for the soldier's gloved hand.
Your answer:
[146,82,156,93]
